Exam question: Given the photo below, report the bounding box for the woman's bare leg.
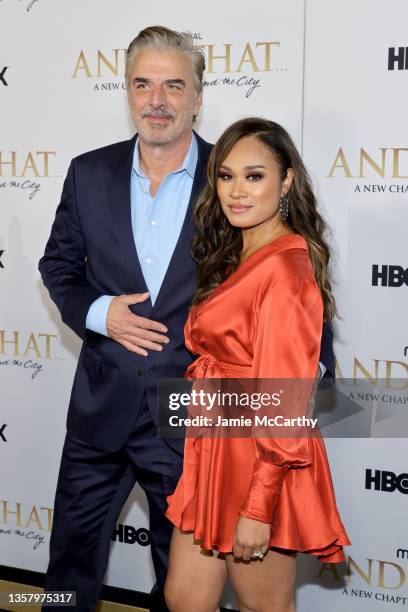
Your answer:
[164,528,228,612]
[226,547,297,612]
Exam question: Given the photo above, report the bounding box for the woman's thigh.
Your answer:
[226,547,297,612]
[165,529,228,612]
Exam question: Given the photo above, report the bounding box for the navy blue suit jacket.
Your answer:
[39,131,334,454]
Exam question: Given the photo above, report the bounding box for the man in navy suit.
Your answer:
[39,25,334,612]
[39,26,212,611]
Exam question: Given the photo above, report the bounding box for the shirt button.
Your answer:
[145,257,152,264]
[137,368,145,378]
[151,219,157,226]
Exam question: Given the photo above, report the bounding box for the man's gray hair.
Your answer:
[126,25,206,93]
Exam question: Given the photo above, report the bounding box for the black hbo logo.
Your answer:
[372,265,408,287]
[365,469,408,494]
[111,524,151,546]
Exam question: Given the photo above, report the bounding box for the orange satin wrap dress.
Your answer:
[166,234,350,563]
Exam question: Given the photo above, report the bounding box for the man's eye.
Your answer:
[136,83,148,89]
[168,84,182,90]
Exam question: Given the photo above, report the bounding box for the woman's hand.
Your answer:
[232,515,271,561]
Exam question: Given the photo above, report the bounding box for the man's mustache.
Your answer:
[141,107,176,122]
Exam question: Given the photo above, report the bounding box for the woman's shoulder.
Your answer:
[201,234,314,304]
[256,234,313,285]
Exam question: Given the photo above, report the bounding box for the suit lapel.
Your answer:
[105,135,150,297]
[152,132,212,313]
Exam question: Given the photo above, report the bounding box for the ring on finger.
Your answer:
[251,550,264,559]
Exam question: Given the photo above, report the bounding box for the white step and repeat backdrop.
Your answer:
[1,1,407,610]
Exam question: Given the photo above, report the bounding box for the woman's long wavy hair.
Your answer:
[192,117,336,320]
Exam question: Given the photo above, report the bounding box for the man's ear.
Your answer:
[193,91,203,119]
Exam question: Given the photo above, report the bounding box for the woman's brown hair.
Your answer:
[191,117,336,320]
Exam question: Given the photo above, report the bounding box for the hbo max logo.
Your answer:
[111,524,151,546]
[365,469,408,494]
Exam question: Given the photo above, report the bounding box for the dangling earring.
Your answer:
[279,194,289,221]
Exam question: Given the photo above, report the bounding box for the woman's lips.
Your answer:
[228,204,252,213]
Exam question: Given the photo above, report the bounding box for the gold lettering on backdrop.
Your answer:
[0,332,58,359]
[1,501,22,526]
[0,152,17,176]
[39,334,58,359]
[329,147,408,178]
[345,557,373,585]
[97,49,121,77]
[0,331,21,356]
[378,561,406,589]
[256,42,279,71]
[35,152,55,177]
[353,358,380,386]
[71,50,127,78]
[21,152,40,177]
[318,556,406,589]
[0,152,56,178]
[23,333,42,359]
[71,51,92,78]
[384,361,408,390]
[359,148,387,178]
[392,148,408,178]
[25,506,43,531]
[24,506,53,532]
[40,507,54,531]
[203,41,279,74]
[236,43,260,73]
[205,44,232,73]
[327,147,352,177]
[1,502,54,532]
[336,358,408,387]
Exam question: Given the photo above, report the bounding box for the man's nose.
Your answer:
[150,84,167,107]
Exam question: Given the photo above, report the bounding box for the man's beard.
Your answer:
[137,107,177,144]
[133,106,194,145]
[139,129,176,145]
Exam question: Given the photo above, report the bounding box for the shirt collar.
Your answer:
[132,132,198,179]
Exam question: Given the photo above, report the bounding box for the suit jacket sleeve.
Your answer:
[320,319,335,378]
[38,160,104,340]
[239,271,323,524]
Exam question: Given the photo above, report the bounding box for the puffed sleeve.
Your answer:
[239,262,323,524]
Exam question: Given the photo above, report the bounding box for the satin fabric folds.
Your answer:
[166,234,350,563]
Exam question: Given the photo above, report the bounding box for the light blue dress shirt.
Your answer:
[85,134,198,336]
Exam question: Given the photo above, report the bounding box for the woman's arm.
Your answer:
[239,269,323,525]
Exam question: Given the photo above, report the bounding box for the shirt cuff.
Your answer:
[85,295,115,337]
[319,362,327,378]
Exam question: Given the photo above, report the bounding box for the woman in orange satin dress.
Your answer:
[164,118,350,612]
